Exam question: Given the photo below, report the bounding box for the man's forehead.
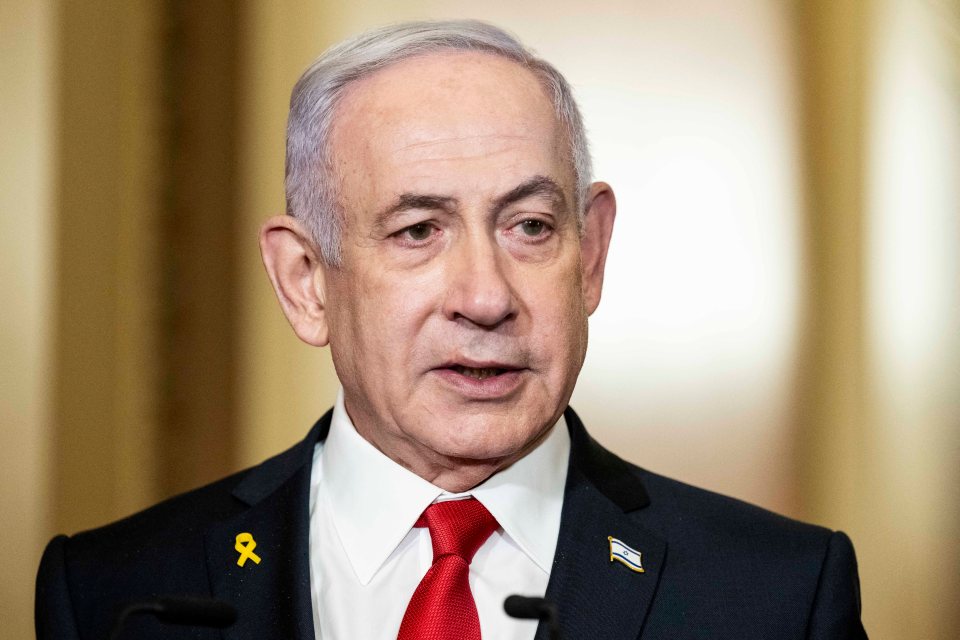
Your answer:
[341,49,549,105]
[330,50,561,156]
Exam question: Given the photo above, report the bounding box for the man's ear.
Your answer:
[259,215,331,347]
[580,182,617,315]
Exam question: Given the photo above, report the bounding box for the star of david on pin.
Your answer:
[608,536,644,573]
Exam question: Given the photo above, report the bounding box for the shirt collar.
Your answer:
[319,389,570,585]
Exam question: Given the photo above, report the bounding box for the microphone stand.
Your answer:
[504,594,561,640]
[108,596,236,640]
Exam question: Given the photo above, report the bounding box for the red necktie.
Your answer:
[397,498,499,640]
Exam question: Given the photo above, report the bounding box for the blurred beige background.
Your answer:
[3,0,959,638]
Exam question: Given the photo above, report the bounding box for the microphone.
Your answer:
[504,595,560,640]
[108,596,237,640]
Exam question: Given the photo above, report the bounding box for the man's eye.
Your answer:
[518,219,547,237]
[403,223,434,241]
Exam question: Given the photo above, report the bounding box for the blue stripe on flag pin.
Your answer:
[608,536,645,573]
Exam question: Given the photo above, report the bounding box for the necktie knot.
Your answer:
[398,498,499,640]
[416,498,499,564]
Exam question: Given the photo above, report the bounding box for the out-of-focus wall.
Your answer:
[3,1,959,638]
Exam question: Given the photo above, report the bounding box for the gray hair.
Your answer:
[285,19,593,265]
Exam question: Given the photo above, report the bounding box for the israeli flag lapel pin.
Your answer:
[608,536,644,573]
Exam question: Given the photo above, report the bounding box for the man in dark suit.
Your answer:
[36,20,867,639]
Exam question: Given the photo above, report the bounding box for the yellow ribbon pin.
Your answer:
[235,532,262,567]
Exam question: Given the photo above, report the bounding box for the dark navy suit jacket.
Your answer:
[36,408,867,639]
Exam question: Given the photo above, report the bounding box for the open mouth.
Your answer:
[434,361,525,397]
[450,365,509,380]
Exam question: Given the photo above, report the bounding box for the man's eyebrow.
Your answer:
[374,193,459,228]
[492,175,568,214]
[373,175,567,229]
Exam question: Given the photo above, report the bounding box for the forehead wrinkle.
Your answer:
[394,132,537,154]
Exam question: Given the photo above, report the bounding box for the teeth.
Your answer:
[457,366,503,380]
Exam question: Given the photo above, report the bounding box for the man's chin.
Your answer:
[411,415,549,465]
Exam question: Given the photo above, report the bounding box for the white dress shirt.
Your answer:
[308,389,570,639]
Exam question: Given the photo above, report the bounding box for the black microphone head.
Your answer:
[154,596,237,628]
[504,595,549,620]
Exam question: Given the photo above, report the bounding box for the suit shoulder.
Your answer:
[622,466,865,636]
[62,413,326,556]
[65,467,248,562]
[36,422,323,640]
[37,468,252,638]
[65,444,304,562]
[632,465,835,552]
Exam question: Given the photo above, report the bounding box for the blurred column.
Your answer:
[796,0,960,637]
[158,0,242,495]
[1,0,56,636]
[865,0,960,636]
[53,0,163,534]
[794,0,875,623]
[794,0,872,518]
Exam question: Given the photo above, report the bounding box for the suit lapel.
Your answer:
[536,409,667,640]
[204,412,331,640]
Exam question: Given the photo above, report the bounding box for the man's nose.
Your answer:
[442,232,517,328]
